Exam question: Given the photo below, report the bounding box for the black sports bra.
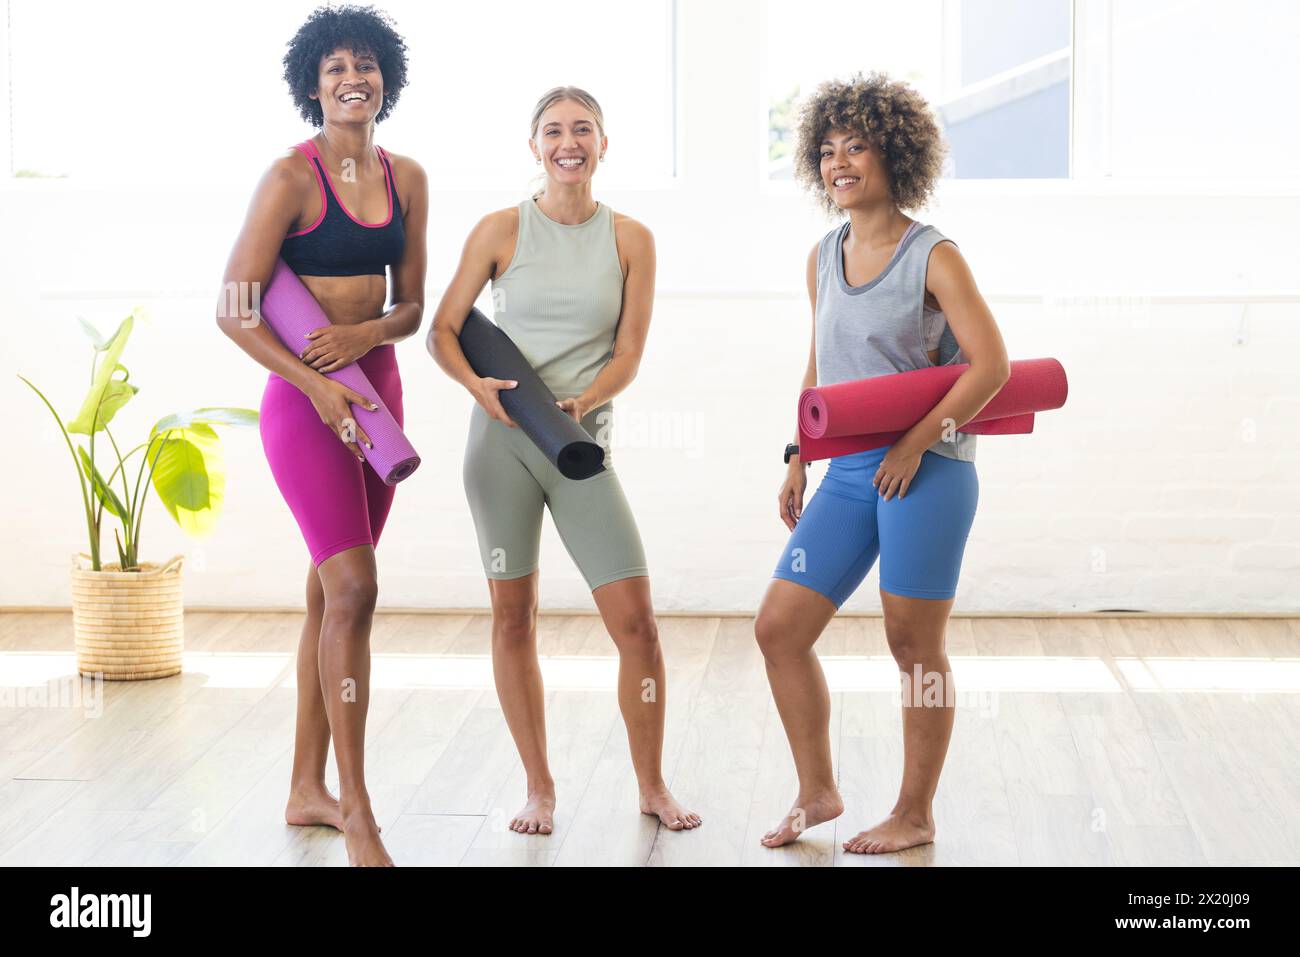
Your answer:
[279,139,405,277]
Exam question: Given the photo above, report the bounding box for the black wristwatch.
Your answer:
[784,442,800,464]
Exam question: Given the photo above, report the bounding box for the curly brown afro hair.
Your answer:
[282,5,409,128]
[793,71,948,215]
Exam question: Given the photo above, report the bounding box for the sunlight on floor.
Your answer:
[4,651,1298,694]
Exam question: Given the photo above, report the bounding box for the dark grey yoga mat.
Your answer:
[458,307,606,480]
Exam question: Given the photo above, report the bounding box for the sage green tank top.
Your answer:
[491,198,625,399]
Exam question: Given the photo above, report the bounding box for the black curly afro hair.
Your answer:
[282,5,409,127]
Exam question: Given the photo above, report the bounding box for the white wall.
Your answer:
[2,0,1298,613]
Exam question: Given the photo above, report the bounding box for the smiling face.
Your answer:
[531,98,607,186]
[310,47,384,125]
[819,128,891,210]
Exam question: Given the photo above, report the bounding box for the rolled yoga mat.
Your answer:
[259,258,421,485]
[797,357,1068,462]
[457,307,606,481]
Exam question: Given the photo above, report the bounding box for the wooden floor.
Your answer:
[1,611,1297,867]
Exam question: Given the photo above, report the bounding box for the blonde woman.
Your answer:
[428,87,700,837]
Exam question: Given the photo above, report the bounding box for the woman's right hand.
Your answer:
[306,376,376,463]
[473,376,520,428]
[778,461,808,531]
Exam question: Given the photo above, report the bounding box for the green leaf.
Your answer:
[68,312,137,434]
[149,424,225,539]
[78,317,112,351]
[114,527,129,570]
[86,370,138,427]
[17,373,99,564]
[77,445,127,520]
[153,407,259,433]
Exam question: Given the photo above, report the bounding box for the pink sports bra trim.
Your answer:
[285,140,395,238]
[285,142,327,238]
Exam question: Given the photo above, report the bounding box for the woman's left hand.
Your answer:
[300,323,381,373]
[873,444,924,501]
[555,396,592,422]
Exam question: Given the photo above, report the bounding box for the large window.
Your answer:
[5,0,677,188]
[1100,0,1300,178]
[8,1,1296,189]
[765,0,1300,185]
[764,0,1071,182]
[947,0,1071,178]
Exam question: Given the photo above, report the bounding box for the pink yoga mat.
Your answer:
[259,258,420,485]
[797,357,1067,462]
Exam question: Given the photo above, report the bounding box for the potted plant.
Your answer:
[19,309,257,680]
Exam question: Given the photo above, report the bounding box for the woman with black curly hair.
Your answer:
[754,73,1010,855]
[216,4,426,866]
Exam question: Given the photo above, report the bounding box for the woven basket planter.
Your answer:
[71,553,184,680]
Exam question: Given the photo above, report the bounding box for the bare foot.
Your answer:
[343,808,394,866]
[509,790,556,835]
[285,784,344,830]
[285,785,382,833]
[760,789,844,847]
[842,810,935,854]
[640,784,702,830]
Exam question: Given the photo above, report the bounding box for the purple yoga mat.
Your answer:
[259,258,420,485]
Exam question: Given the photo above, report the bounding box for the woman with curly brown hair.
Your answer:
[754,72,1011,854]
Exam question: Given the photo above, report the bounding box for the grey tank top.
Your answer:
[815,219,976,463]
[491,198,624,400]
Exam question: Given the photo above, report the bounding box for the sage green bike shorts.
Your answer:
[462,401,648,591]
